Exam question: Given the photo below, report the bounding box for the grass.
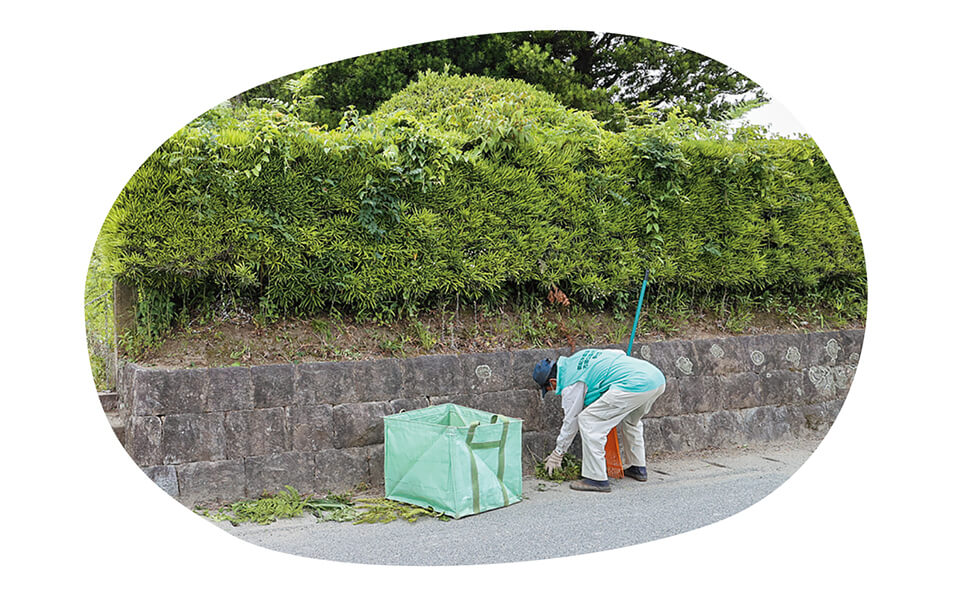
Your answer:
[195,486,451,526]
[351,498,451,523]
[88,271,866,374]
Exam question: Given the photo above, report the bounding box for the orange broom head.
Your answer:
[605,428,624,478]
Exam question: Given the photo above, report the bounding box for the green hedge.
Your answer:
[101,71,864,321]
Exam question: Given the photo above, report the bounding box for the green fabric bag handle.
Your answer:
[465,417,511,514]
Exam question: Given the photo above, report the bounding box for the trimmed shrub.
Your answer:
[100,72,864,325]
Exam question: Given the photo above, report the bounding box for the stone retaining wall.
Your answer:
[115,329,862,506]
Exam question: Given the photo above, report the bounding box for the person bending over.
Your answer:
[533,349,666,492]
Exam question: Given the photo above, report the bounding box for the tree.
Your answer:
[240,31,766,129]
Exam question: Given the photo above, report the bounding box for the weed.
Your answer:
[305,493,359,522]
[352,498,451,524]
[196,486,452,526]
[410,318,437,351]
[325,490,355,505]
[514,310,560,346]
[609,315,632,345]
[725,310,753,333]
[378,335,407,357]
[532,451,582,481]
[329,347,363,360]
[254,296,279,328]
[645,313,678,336]
[201,485,310,526]
[88,353,109,391]
[118,329,152,358]
[311,318,334,342]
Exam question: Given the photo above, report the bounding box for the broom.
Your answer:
[605,269,650,479]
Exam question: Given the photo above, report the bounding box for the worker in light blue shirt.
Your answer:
[533,348,666,492]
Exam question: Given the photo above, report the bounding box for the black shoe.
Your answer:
[624,466,647,482]
[569,478,612,492]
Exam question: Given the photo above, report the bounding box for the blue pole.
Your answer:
[626,270,650,356]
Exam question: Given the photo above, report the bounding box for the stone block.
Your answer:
[532,389,564,432]
[706,410,743,449]
[389,396,432,414]
[244,452,316,497]
[802,399,844,433]
[133,368,207,416]
[642,419,663,454]
[314,447,370,493]
[719,372,763,410]
[428,394,472,406]
[362,359,404,402]
[647,339,702,379]
[252,364,294,408]
[509,348,559,390]
[632,341,658,363]
[744,333,795,375]
[802,363,848,402]
[288,404,335,451]
[117,362,137,407]
[656,414,710,453]
[759,370,806,406]
[99,391,120,413]
[827,398,845,422]
[400,354,460,397]
[835,329,865,366]
[141,465,178,497]
[460,351,513,394]
[691,336,750,376]
[295,361,345,404]
[765,334,807,371]
[740,406,791,443]
[207,367,253,411]
[522,431,557,466]
[646,377,681,418]
[176,460,246,507]
[782,404,807,438]
[331,402,393,448]
[304,359,402,404]
[459,390,533,425]
[366,444,385,488]
[161,413,226,464]
[225,408,289,459]
[802,331,860,369]
[678,374,759,413]
[129,416,162,466]
[801,401,830,432]
[677,376,724,414]
[833,363,858,400]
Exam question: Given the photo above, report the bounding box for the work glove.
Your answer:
[544,449,564,476]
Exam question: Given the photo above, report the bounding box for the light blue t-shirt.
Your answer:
[557,348,666,406]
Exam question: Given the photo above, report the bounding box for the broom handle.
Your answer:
[626,269,650,356]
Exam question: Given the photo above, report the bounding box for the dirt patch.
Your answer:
[128,304,864,368]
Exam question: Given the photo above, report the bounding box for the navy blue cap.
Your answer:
[532,358,556,396]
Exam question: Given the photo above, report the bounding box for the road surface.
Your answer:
[210,439,822,566]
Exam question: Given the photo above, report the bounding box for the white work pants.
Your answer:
[577,384,666,481]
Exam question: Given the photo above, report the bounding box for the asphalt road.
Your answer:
[211,439,821,566]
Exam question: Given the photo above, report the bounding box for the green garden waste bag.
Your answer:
[383,403,523,519]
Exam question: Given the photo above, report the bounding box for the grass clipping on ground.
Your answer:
[196,485,450,525]
[198,455,584,526]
